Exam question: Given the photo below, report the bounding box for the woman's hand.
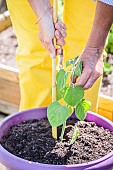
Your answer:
[74,47,103,89]
[74,1,113,90]
[38,9,67,58]
[28,0,67,58]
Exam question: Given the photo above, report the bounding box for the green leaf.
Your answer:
[64,86,84,107]
[79,61,82,71]
[70,59,76,65]
[65,72,69,83]
[47,101,69,127]
[56,85,63,101]
[56,69,68,90]
[65,60,71,67]
[73,61,83,77]
[62,85,70,97]
[51,85,63,101]
[76,99,91,120]
[65,56,79,67]
[70,127,80,145]
[70,56,79,65]
[68,106,73,117]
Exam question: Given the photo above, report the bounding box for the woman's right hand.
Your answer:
[38,8,67,58]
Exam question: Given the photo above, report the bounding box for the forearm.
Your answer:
[86,1,113,50]
[28,0,52,18]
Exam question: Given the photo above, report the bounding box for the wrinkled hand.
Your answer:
[38,10,66,58]
[74,48,104,90]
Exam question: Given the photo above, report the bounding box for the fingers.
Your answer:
[57,37,65,47]
[55,30,62,39]
[74,48,104,90]
[46,40,55,58]
[57,48,62,55]
[83,76,98,90]
[83,71,103,89]
[46,20,66,56]
[55,29,66,47]
[74,69,92,88]
[55,20,67,38]
[55,30,65,46]
[38,19,67,58]
[75,68,103,90]
[57,20,67,30]
[39,34,55,58]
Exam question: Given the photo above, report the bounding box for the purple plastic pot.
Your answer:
[0,107,113,170]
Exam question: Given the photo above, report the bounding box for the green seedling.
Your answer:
[47,56,91,144]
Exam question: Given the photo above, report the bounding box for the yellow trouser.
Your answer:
[6,0,101,112]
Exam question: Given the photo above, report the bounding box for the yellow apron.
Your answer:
[6,0,101,112]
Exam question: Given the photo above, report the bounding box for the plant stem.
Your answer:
[70,126,80,145]
[60,121,66,141]
[72,66,75,84]
[72,58,80,84]
[66,125,74,129]
[72,66,75,88]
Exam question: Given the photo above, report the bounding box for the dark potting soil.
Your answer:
[0,118,113,165]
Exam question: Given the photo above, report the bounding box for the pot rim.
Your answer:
[0,107,113,168]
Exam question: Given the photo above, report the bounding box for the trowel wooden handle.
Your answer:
[53,0,58,49]
[52,0,58,103]
[52,0,58,139]
[58,46,63,70]
[53,0,58,24]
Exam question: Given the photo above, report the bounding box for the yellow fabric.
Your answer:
[6,0,101,112]
[63,0,101,112]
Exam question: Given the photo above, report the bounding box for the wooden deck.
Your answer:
[0,11,11,32]
[0,64,20,114]
[98,94,113,121]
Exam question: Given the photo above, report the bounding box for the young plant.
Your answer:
[47,56,91,144]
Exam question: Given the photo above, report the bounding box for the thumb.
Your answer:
[45,39,56,59]
[74,69,91,88]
